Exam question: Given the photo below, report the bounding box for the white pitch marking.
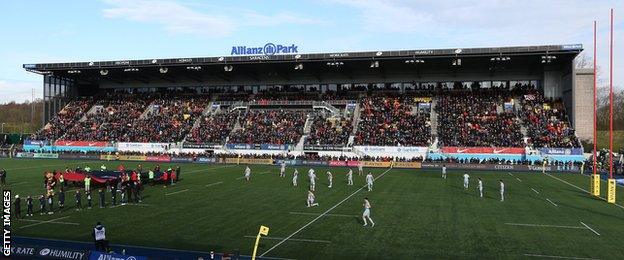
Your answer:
[164,189,189,196]
[260,168,392,257]
[546,198,558,207]
[580,221,600,236]
[244,235,331,244]
[504,223,585,229]
[531,188,540,194]
[19,216,71,229]
[289,212,358,218]
[507,172,514,176]
[205,181,223,187]
[19,219,79,226]
[515,177,522,182]
[545,173,624,210]
[523,253,600,260]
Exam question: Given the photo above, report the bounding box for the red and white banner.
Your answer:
[146,155,171,162]
[441,147,525,154]
[55,140,110,147]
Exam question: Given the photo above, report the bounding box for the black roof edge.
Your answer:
[23,44,583,72]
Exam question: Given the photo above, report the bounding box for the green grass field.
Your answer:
[3,158,624,259]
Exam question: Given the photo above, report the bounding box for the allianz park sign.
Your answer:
[231,43,298,56]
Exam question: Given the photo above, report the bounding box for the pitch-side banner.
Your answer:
[538,147,583,155]
[353,146,428,157]
[55,140,110,147]
[441,147,525,154]
[117,142,171,153]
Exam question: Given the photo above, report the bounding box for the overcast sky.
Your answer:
[0,0,622,103]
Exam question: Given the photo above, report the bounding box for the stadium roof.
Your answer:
[23,44,583,86]
[24,44,582,72]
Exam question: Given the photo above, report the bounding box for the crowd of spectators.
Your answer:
[520,91,580,148]
[436,90,524,147]
[120,96,208,142]
[228,110,307,145]
[306,116,353,146]
[355,94,431,146]
[186,112,239,144]
[62,96,153,142]
[30,98,94,141]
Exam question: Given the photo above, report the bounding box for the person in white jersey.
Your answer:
[362,197,375,227]
[308,169,316,191]
[463,172,470,189]
[442,165,447,179]
[244,166,251,181]
[347,169,354,186]
[327,171,333,188]
[477,178,484,198]
[307,190,319,207]
[279,161,286,177]
[366,172,374,191]
[499,180,505,202]
[292,169,298,186]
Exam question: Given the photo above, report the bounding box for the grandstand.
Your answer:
[23,44,590,164]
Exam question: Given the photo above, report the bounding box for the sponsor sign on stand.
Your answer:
[146,155,171,162]
[392,162,422,168]
[422,163,580,172]
[55,141,110,147]
[361,161,392,168]
[440,147,525,154]
[538,148,583,155]
[10,244,89,260]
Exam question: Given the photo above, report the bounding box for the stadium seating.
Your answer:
[355,94,431,146]
[228,110,308,145]
[30,98,94,141]
[306,116,353,146]
[520,91,580,148]
[120,96,208,143]
[62,95,153,142]
[186,112,240,145]
[436,90,524,147]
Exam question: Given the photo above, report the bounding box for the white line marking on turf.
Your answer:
[507,172,514,176]
[289,212,358,218]
[546,198,558,207]
[545,173,624,210]
[19,219,79,226]
[260,168,392,257]
[580,221,600,236]
[110,203,152,208]
[164,189,189,196]
[205,181,223,187]
[531,188,540,194]
[504,223,586,229]
[9,181,28,186]
[259,170,272,175]
[244,235,331,244]
[516,177,522,182]
[523,253,600,259]
[19,216,71,229]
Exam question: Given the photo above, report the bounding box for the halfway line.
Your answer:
[260,167,392,257]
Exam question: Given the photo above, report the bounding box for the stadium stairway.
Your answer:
[430,98,438,137]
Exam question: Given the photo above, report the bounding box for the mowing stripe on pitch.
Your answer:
[20,216,72,229]
[545,173,624,210]
[546,198,558,207]
[260,167,392,257]
[205,181,223,187]
[580,221,600,236]
[244,235,330,244]
[523,253,600,260]
[165,189,189,196]
[289,212,359,218]
[19,219,79,226]
[504,223,586,229]
[530,188,540,194]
